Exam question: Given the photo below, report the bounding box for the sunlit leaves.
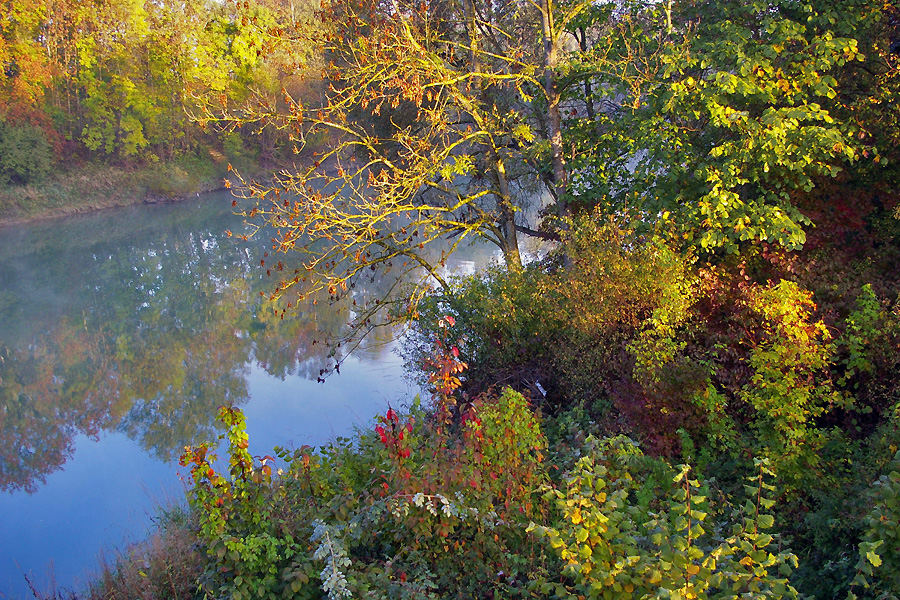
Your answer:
[565,0,879,253]
[530,439,798,599]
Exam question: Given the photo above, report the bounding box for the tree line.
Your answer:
[0,0,319,185]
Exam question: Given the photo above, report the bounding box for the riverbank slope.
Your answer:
[0,152,248,228]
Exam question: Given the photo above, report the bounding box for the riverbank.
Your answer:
[0,151,254,228]
[15,221,900,599]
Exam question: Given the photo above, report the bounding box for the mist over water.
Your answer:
[0,192,495,599]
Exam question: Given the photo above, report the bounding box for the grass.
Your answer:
[0,150,245,226]
[86,508,204,600]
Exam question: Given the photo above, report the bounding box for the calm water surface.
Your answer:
[0,192,492,599]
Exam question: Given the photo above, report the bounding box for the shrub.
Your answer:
[180,407,320,600]
[837,285,900,429]
[180,370,553,599]
[140,152,222,197]
[222,131,258,170]
[409,263,559,397]
[737,280,851,489]
[408,216,696,419]
[851,427,900,598]
[340,387,550,597]
[529,437,799,599]
[0,118,53,185]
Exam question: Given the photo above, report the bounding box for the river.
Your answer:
[0,191,494,599]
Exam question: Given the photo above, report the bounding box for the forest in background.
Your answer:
[5,0,900,598]
[0,0,319,220]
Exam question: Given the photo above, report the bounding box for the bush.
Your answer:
[0,119,53,185]
[836,286,900,430]
[180,407,318,600]
[140,390,900,599]
[529,437,800,599]
[847,404,900,599]
[410,263,559,396]
[407,217,695,419]
[179,379,553,600]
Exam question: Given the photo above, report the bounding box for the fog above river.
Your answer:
[0,191,498,598]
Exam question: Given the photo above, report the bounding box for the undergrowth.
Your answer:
[78,312,900,600]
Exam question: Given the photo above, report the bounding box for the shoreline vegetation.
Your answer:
[4,0,900,597]
[37,344,900,600]
[0,152,250,228]
[25,221,900,599]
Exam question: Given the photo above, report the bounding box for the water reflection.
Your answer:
[1,203,250,492]
[0,192,502,599]
[0,193,478,495]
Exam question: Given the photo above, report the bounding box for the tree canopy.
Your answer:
[202,0,896,368]
[0,0,316,179]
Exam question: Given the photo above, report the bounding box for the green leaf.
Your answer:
[865,550,882,568]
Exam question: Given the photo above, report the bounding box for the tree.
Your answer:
[0,117,52,183]
[563,0,892,253]
[216,0,607,326]
[0,0,53,119]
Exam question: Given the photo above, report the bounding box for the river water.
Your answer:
[0,192,493,599]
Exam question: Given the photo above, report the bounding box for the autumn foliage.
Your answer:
[26,0,899,598]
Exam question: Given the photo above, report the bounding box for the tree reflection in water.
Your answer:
[0,193,453,493]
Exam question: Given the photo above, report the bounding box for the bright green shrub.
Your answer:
[739,280,852,489]
[463,387,547,513]
[760,298,900,598]
[530,437,799,599]
[841,284,881,383]
[629,274,859,490]
[0,119,53,185]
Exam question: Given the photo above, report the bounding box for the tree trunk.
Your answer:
[493,155,523,271]
[541,0,569,219]
[464,0,480,72]
[578,26,596,121]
